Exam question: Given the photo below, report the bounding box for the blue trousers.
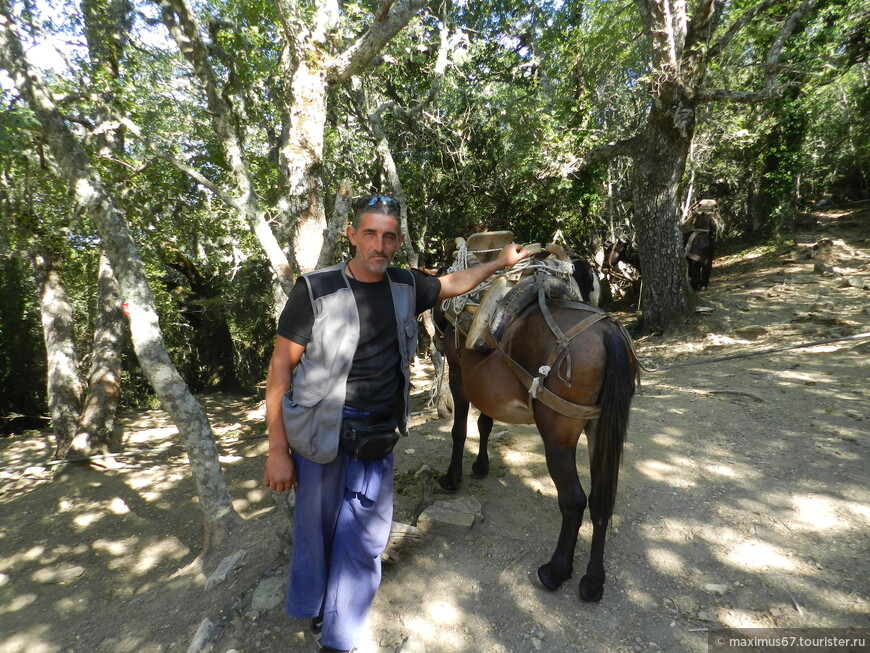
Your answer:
[285,449,394,651]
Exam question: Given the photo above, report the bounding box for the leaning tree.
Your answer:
[0,0,241,548]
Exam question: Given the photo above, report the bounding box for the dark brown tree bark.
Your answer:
[631,102,694,329]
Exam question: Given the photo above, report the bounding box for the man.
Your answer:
[264,195,528,653]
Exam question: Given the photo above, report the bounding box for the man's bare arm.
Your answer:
[438,243,530,300]
[263,335,306,492]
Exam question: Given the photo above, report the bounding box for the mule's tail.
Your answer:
[589,322,636,528]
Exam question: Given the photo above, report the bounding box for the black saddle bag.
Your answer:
[339,415,400,460]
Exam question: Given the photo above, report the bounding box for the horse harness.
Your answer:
[482,271,617,421]
[685,228,709,263]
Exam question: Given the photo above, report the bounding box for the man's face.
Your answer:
[346,212,404,280]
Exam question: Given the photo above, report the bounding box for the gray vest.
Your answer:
[281,263,418,463]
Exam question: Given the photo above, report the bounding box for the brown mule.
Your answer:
[434,291,637,602]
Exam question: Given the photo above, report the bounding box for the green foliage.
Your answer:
[0,257,47,433]
[685,0,869,236]
[2,0,867,423]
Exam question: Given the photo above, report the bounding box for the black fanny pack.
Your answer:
[339,415,400,460]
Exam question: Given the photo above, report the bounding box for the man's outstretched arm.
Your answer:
[438,243,530,300]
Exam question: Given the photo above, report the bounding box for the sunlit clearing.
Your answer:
[635,459,697,487]
[503,450,525,464]
[93,537,135,557]
[818,587,870,615]
[108,497,130,515]
[20,546,46,563]
[727,540,801,571]
[791,494,841,530]
[722,609,770,628]
[401,615,440,649]
[426,599,461,625]
[213,421,243,436]
[522,476,556,497]
[704,463,737,477]
[651,433,680,446]
[125,426,177,446]
[0,626,56,653]
[626,585,657,609]
[779,369,832,384]
[845,502,870,523]
[0,592,37,615]
[55,596,88,613]
[73,512,103,529]
[245,488,267,503]
[132,540,190,574]
[646,547,685,574]
[218,454,243,463]
[127,468,187,499]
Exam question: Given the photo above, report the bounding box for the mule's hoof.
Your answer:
[471,461,489,478]
[537,563,567,591]
[438,475,460,493]
[578,574,604,602]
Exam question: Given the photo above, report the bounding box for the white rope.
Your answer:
[426,359,445,408]
[441,243,576,315]
[529,365,551,399]
[510,256,575,279]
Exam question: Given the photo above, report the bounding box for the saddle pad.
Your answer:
[465,231,514,263]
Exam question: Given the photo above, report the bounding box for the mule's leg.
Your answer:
[688,260,701,291]
[579,422,609,601]
[439,365,470,493]
[579,420,608,602]
[701,256,713,290]
[536,421,587,592]
[471,413,494,478]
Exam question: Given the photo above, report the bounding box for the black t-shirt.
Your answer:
[277,267,442,414]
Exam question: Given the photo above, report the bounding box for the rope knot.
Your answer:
[529,365,551,399]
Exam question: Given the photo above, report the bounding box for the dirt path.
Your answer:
[1,210,868,653]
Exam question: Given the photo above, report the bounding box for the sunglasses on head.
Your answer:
[355,195,400,211]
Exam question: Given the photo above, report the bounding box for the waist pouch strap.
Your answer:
[339,414,400,460]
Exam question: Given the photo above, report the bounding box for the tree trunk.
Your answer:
[0,10,240,545]
[280,57,329,274]
[71,250,124,457]
[367,103,419,267]
[632,99,693,333]
[317,179,353,268]
[158,0,294,297]
[30,247,83,458]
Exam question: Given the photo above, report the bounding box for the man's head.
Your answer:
[347,195,405,281]
[352,195,401,229]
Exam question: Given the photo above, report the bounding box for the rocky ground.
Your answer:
[0,209,868,653]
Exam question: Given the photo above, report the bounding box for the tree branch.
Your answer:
[113,115,247,213]
[698,0,816,104]
[316,179,352,268]
[683,0,721,56]
[707,0,788,60]
[538,136,641,180]
[328,0,428,84]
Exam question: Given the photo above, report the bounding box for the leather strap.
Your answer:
[493,347,602,420]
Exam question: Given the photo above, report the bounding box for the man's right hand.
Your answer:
[264,449,297,492]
